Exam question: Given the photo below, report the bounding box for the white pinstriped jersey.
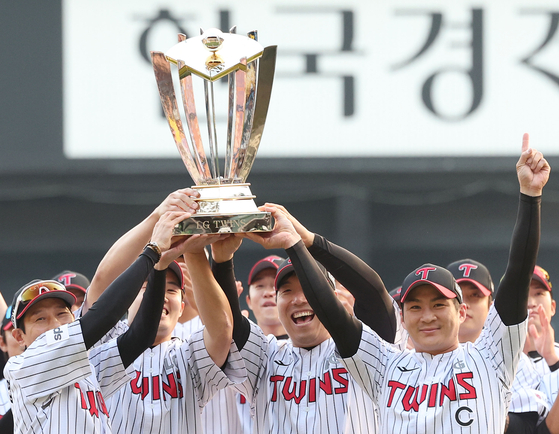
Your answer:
[342,306,527,434]
[509,352,549,421]
[106,328,246,434]
[540,369,559,407]
[0,378,10,416]
[173,315,203,340]
[234,320,379,434]
[4,321,132,434]
[175,315,254,434]
[529,343,559,376]
[202,385,253,434]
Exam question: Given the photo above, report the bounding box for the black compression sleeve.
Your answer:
[0,409,13,434]
[536,417,552,434]
[287,240,362,358]
[212,259,251,350]
[80,247,158,349]
[308,234,396,343]
[506,412,538,434]
[494,194,541,326]
[117,269,166,368]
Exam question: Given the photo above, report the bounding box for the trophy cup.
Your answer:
[151,28,276,234]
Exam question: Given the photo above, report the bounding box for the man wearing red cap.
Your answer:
[447,259,494,345]
[207,216,398,433]
[4,211,192,434]
[524,266,559,376]
[246,134,549,433]
[245,255,287,338]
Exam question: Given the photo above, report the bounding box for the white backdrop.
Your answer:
[63,0,559,158]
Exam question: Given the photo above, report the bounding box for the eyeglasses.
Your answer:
[12,280,68,329]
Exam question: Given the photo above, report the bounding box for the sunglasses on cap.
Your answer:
[12,280,71,329]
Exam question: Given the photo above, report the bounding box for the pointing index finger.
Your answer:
[521,133,530,154]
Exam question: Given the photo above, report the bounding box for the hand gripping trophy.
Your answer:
[151,28,276,234]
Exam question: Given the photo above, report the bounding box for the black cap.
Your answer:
[400,264,462,304]
[274,258,333,291]
[447,259,494,296]
[52,270,90,294]
[3,286,25,331]
[389,286,402,305]
[248,256,285,285]
[167,261,184,291]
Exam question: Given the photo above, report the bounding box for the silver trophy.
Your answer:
[151,28,276,234]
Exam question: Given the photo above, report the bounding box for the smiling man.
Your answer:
[251,134,548,433]
[4,211,191,434]
[447,259,494,344]
[208,219,398,433]
[246,256,287,338]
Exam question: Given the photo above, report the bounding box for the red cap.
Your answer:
[532,265,552,292]
[248,256,284,285]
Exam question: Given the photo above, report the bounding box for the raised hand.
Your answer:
[154,188,200,217]
[211,234,244,263]
[528,304,559,366]
[244,206,301,250]
[516,133,551,197]
[262,203,315,247]
[151,211,191,253]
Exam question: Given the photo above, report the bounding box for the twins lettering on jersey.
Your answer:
[74,383,109,418]
[130,370,183,401]
[270,368,349,404]
[386,370,478,426]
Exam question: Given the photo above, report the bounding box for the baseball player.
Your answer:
[525,266,559,376]
[0,289,25,419]
[447,259,494,344]
[4,210,190,434]
[83,192,245,433]
[245,255,287,338]
[104,233,246,434]
[207,217,398,433]
[254,134,548,433]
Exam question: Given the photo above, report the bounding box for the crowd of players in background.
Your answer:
[0,134,556,433]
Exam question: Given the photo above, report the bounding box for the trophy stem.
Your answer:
[204,80,221,182]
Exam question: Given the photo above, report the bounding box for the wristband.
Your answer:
[145,241,162,262]
[548,359,559,372]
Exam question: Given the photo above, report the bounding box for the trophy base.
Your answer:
[173,211,272,235]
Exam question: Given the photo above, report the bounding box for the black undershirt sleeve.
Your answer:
[117,268,166,368]
[494,194,541,326]
[308,234,396,343]
[212,259,251,350]
[80,247,159,350]
[287,240,362,358]
[536,417,552,434]
[0,409,13,434]
[506,412,539,434]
